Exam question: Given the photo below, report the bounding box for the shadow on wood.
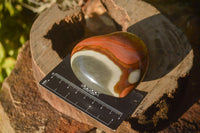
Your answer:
[128,50,200,132]
[43,11,118,59]
[44,18,85,59]
[123,11,200,132]
[127,14,191,81]
[125,12,200,132]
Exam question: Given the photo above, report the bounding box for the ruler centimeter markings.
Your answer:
[41,72,123,127]
[39,55,147,130]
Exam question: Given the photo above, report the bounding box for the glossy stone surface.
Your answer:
[71,32,149,98]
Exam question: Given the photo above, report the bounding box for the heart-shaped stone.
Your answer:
[71,32,149,98]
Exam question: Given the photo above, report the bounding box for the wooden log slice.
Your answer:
[30,2,120,132]
[30,0,193,132]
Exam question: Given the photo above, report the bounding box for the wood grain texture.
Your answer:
[30,0,194,132]
[30,4,85,74]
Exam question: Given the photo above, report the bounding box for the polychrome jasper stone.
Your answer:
[71,32,148,98]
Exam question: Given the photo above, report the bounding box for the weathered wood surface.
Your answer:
[0,43,95,133]
[0,103,14,133]
[29,0,194,132]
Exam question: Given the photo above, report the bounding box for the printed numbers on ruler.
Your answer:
[41,72,123,126]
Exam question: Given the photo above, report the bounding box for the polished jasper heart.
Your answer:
[71,32,149,98]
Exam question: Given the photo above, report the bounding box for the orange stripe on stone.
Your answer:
[119,85,135,98]
[71,36,143,65]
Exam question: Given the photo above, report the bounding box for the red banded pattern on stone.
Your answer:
[71,32,148,98]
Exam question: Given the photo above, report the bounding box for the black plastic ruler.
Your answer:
[39,55,146,130]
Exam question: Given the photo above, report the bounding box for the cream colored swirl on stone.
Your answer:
[128,69,141,84]
[71,50,122,97]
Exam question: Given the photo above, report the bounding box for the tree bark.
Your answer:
[0,43,94,133]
